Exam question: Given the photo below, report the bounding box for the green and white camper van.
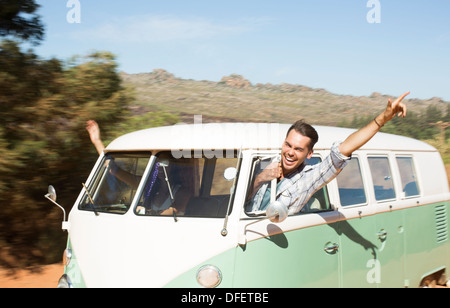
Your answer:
[47,123,450,288]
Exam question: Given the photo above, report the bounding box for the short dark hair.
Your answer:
[286,119,319,151]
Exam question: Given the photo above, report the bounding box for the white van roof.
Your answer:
[106,123,437,153]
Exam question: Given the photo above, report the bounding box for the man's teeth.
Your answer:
[285,157,294,162]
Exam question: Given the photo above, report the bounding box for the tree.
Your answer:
[0,44,133,268]
[0,0,44,45]
[444,104,450,140]
[429,122,450,144]
[445,104,450,123]
[0,40,62,196]
[0,2,178,268]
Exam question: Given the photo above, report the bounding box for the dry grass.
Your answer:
[0,263,63,288]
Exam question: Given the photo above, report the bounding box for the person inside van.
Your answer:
[248,91,410,215]
[135,155,193,216]
[86,120,191,216]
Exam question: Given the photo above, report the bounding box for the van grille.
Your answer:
[435,205,448,243]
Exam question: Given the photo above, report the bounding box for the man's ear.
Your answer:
[307,150,314,159]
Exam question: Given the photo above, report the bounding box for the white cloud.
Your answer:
[71,15,271,43]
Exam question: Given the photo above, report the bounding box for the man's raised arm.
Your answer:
[339,91,410,157]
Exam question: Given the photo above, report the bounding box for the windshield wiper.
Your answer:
[82,183,99,216]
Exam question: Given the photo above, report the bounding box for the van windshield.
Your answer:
[79,152,151,215]
[135,152,238,218]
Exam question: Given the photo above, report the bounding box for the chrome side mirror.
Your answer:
[47,185,57,202]
[266,201,288,223]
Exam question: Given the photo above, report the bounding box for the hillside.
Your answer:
[120,69,449,126]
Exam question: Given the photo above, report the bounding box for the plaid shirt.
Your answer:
[250,141,351,215]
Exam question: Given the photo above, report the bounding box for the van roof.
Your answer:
[106,123,437,153]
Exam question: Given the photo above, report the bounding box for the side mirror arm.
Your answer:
[44,185,69,231]
[238,201,289,246]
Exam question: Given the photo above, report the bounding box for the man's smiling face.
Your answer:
[281,130,314,176]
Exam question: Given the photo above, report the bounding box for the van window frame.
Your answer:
[79,151,153,216]
[367,155,397,203]
[335,155,368,208]
[133,150,240,219]
[298,155,333,215]
[395,155,421,199]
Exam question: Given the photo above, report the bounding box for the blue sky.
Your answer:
[34,0,450,101]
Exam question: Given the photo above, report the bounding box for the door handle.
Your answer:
[377,229,388,241]
[324,242,339,254]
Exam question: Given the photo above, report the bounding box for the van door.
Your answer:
[369,155,406,287]
[336,157,378,288]
[234,214,342,288]
[233,153,341,287]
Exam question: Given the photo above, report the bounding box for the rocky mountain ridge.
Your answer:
[120,69,449,126]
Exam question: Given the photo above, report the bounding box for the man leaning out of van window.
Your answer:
[249,92,410,215]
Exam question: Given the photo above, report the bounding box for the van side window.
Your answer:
[244,155,331,215]
[396,156,420,198]
[300,157,332,213]
[336,157,367,206]
[244,155,279,214]
[368,157,396,201]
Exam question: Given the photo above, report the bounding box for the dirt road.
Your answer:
[0,263,63,288]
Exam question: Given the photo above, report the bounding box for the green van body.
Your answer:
[55,123,449,288]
